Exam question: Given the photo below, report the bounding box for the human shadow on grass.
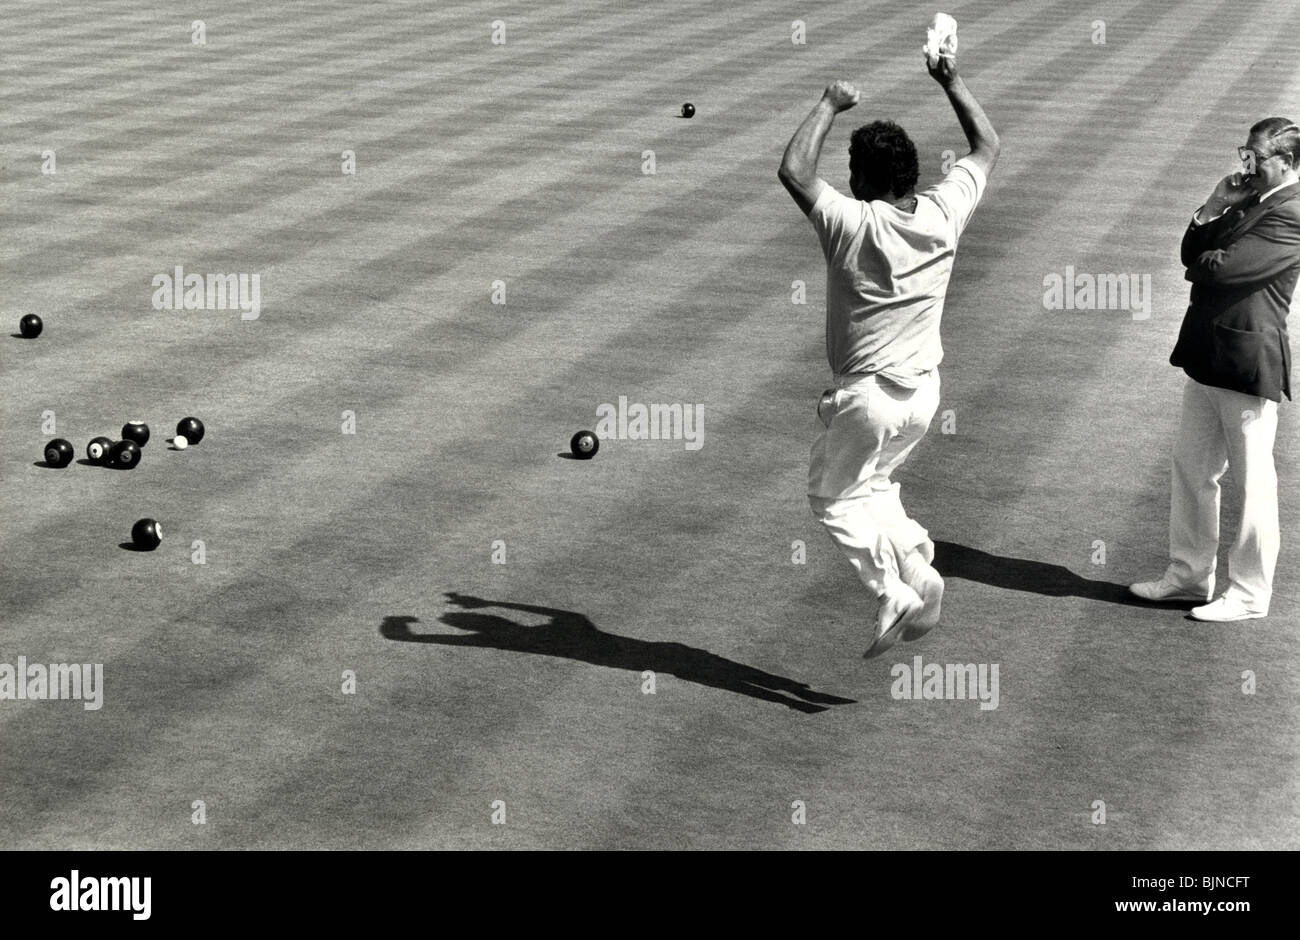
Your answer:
[933,540,1190,608]
[380,593,856,713]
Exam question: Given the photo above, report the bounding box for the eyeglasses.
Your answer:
[1232,146,1274,162]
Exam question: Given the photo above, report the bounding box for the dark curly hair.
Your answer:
[848,120,920,198]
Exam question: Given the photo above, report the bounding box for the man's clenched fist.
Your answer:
[822,80,860,112]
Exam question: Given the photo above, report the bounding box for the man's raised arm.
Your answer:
[778,80,860,215]
[927,56,999,178]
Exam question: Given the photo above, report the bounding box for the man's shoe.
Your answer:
[902,561,944,641]
[1189,596,1267,622]
[1129,578,1209,603]
[867,584,923,658]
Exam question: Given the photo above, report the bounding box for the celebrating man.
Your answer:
[1131,119,1300,621]
[777,52,998,656]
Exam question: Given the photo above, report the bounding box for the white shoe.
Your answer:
[902,559,944,640]
[867,584,923,657]
[1189,596,1267,622]
[1129,577,1209,603]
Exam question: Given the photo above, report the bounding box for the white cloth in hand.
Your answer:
[923,12,958,66]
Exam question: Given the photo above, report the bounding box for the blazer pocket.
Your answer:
[1210,323,1278,389]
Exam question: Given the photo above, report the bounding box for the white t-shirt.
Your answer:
[807,157,986,385]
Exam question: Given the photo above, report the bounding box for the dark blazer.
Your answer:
[1171,184,1300,402]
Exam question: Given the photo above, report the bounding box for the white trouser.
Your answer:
[1165,377,1279,611]
[808,371,940,597]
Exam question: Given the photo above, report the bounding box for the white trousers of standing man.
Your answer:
[1165,377,1280,612]
[808,370,940,597]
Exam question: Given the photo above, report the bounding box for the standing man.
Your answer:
[1131,119,1300,621]
[777,53,998,656]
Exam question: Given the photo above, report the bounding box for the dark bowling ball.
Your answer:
[131,518,162,551]
[109,440,140,469]
[176,416,205,445]
[43,438,73,468]
[121,421,150,447]
[570,430,599,459]
[87,437,114,463]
